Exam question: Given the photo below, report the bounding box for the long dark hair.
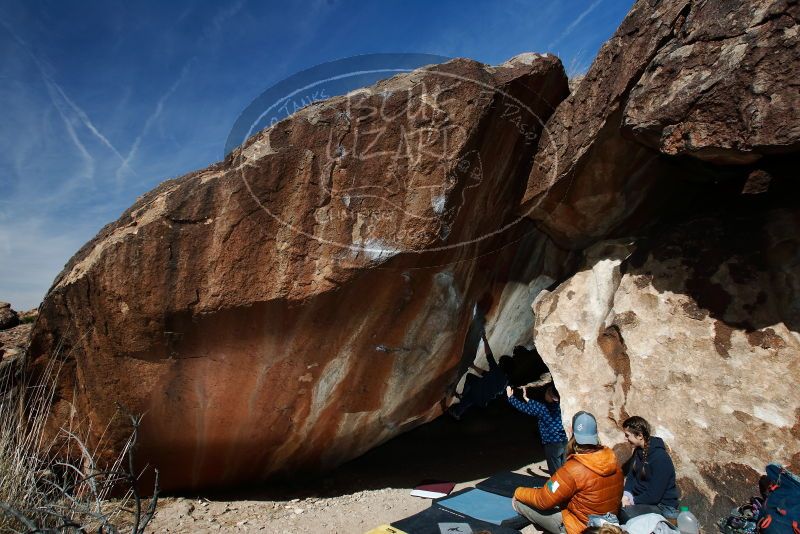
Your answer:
[566,436,603,456]
[623,415,651,480]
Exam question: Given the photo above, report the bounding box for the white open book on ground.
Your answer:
[409,481,456,499]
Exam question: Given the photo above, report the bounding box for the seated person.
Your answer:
[512,411,624,534]
[620,416,680,521]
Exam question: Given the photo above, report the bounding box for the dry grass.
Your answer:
[0,347,158,533]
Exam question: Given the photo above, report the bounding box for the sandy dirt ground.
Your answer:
[143,400,548,533]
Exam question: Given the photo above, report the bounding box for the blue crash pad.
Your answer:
[434,488,527,528]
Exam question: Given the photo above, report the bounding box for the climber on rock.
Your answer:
[447,330,509,420]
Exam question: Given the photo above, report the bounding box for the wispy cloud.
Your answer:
[177,7,194,24]
[205,0,247,40]
[47,78,131,168]
[115,60,195,184]
[45,80,95,185]
[548,0,603,50]
[0,19,134,177]
[115,0,247,184]
[566,45,592,77]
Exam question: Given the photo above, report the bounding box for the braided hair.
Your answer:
[623,416,652,481]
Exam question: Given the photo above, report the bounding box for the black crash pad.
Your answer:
[476,471,548,498]
[391,504,521,533]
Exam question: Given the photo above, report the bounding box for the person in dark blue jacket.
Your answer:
[620,416,680,522]
[505,383,568,475]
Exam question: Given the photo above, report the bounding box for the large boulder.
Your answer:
[522,0,800,246]
[29,55,569,490]
[533,208,800,528]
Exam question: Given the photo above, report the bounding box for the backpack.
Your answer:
[758,464,800,534]
[719,497,764,534]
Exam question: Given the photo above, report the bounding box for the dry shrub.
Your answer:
[0,347,158,533]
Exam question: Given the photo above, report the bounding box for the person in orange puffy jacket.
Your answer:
[512,411,624,534]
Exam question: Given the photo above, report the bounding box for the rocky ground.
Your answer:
[146,488,432,533]
[142,400,546,533]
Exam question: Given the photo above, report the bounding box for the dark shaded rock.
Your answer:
[0,322,32,398]
[521,0,799,246]
[742,169,773,195]
[521,0,692,245]
[625,0,800,164]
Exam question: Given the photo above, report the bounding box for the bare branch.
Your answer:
[0,501,39,532]
[137,469,159,534]
[3,362,158,534]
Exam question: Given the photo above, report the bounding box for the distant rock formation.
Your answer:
[0,305,33,398]
[0,301,19,330]
[28,55,568,490]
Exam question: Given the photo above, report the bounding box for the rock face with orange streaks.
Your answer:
[28,54,568,490]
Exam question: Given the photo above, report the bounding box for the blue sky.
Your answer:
[0,0,631,310]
